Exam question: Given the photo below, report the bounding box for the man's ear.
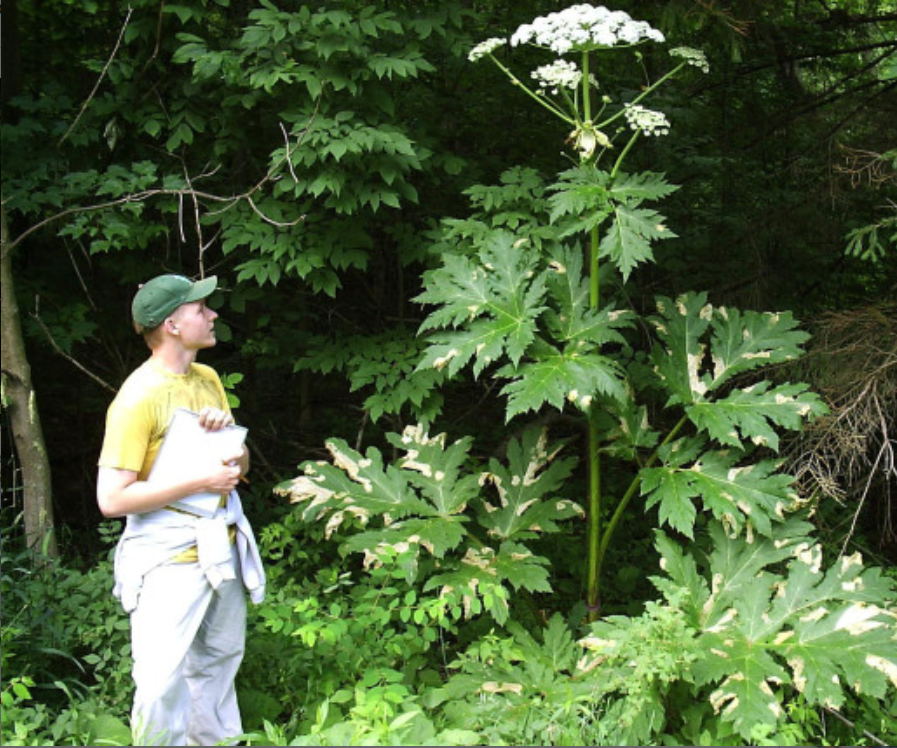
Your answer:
[165,317,179,334]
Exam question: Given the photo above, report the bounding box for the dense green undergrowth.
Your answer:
[3,502,896,746]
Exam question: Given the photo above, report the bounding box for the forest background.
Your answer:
[2,0,896,745]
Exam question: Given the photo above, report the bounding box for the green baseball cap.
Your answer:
[132,274,218,329]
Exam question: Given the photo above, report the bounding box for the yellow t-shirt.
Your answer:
[99,359,233,563]
[99,359,232,480]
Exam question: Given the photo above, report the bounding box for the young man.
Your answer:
[97,273,265,746]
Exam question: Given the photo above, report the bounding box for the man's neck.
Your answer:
[150,343,197,375]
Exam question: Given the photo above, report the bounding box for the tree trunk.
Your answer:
[1,200,59,558]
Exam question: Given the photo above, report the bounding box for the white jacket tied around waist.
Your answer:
[113,490,266,613]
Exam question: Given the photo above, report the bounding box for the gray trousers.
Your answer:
[129,547,247,746]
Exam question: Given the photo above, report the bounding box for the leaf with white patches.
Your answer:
[652,520,897,739]
[277,440,425,523]
[497,346,627,420]
[640,447,799,539]
[415,229,547,376]
[412,253,492,332]
[477,425,578,541]
[598,400,661,460]
[707,306,810,390]
[649,294,817,425]
[649,292,714,406]
[388,430,480,515]
[281,422,581,626]
[344,515,468,563]
[425,546,544,625]
[687,381,828,451]
[650,530,710,626]
[542,245,635,345]
[689,451,799,536]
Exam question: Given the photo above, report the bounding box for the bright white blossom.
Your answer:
[510,4,665,55]
[468,37,506,62]
[670,46,710,73]
[532,59,583,93]
[624,103,670,136]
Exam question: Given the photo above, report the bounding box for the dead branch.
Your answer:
[31,309,117,393]
[781,304,897,551]
[58,6,133,147]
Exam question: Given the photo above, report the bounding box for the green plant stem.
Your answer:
[582,48,603,623]
[595,413,689,577]
[487,54,575,125]
[586,409,601,621]
[596,62,686,131]
[611,130,640,180]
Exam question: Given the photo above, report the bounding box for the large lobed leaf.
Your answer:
[276,424,580,623]
[653,522,897,740]
[415,230,547,377]
[497,346,626,420]
[415,230,630,417]
[640,437,801,539]
[547,167,678,281]
[477,426,580,541]
[599,203,677,280]
[687,381,827,451]
[650,292,814,406]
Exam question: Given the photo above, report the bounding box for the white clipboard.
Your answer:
[149,407,248,518]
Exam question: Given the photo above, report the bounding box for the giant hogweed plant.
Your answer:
[416,4,830,618]
[278,4,896,739]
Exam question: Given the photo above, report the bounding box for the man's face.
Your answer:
[170,299,219,350]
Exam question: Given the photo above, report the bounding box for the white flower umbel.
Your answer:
[669,46,710,73]
[532,59,583,93]
[623,103,670,136]
[468,37,506,62]
[510,4,665,55]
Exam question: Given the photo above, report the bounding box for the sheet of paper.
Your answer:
[148,408,248,518]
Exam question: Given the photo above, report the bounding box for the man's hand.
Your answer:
[203,460,242,495]
[197,407,233,431]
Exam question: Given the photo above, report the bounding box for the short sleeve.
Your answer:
[97,395,154,475]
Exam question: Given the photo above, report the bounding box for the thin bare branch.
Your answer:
[31,311,116,393]
[59,6,133,147]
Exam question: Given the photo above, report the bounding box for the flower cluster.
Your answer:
[669,46,710,73]
[510,4,665,55]
[468,37,506,62]
[532,59,583,93]
[623,103,670,136]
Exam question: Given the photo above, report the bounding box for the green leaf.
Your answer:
[707,306,810,390]
[344,515,469,562]
[278,422,580,626]
[425,545,550,625]
[416,230,547,375]
[543,245,635,345]
[641,446,799,538]
[607,171,679,202]
[689,450,798,536]
[498,348,626,419]
[641,467,700,538]
[478,426,579,541]
[650,292,714,406]
[687,381,827,451]
[600,204,676,280]
[669,521,897,739]
[650,530,711,625]
[387,430,480,516]
[546,164,612,227]
[598,400,661,460]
